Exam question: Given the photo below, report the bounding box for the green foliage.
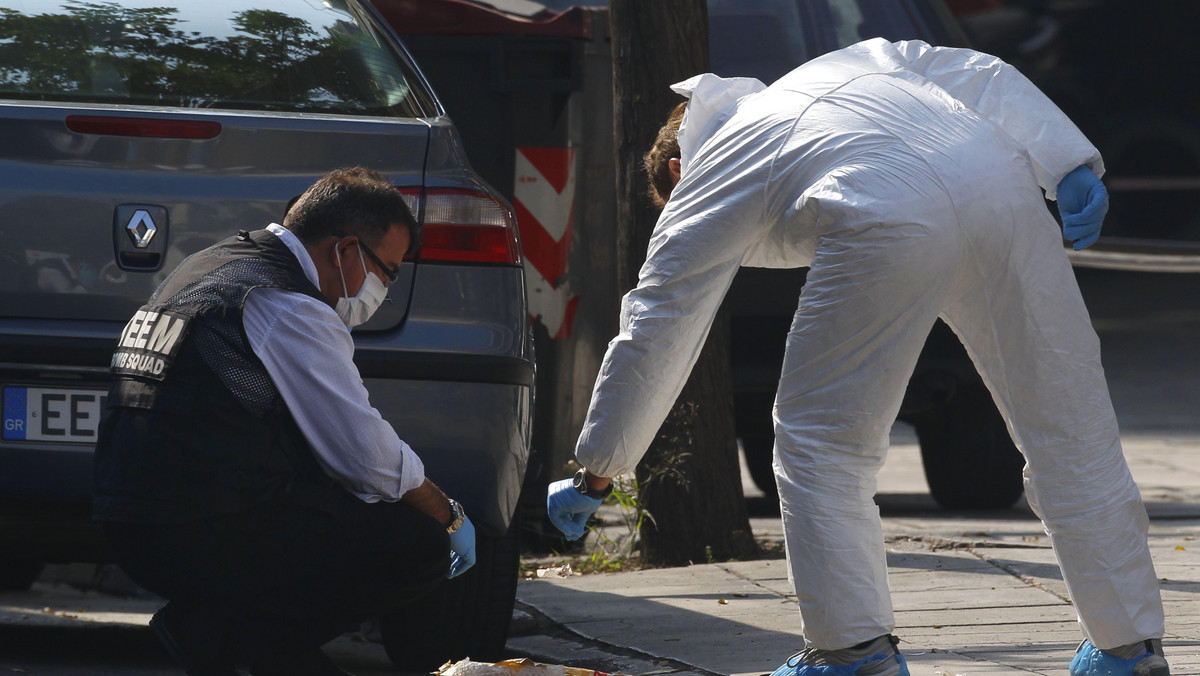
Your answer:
[639,400,697,500]
[0,1,406,115]
[522,466,655,576]
[583,473,652,570]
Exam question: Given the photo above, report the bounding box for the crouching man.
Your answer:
[95,168,474,676]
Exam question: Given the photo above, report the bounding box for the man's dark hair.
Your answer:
[644,101,688,209]
[283,167,420,253]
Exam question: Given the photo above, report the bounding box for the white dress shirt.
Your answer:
[241,223,425,502]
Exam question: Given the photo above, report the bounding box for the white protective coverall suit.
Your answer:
[574,38,1165,651]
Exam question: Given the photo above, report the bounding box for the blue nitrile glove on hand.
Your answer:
[1057,165,1109,250]
[447,515,476,579]
[547,478,603,541]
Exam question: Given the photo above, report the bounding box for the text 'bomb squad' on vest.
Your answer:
[111,310,191,379]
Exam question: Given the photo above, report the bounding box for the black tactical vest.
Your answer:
[94,229,343,523]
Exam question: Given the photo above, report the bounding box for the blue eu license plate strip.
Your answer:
[3,386,107,443]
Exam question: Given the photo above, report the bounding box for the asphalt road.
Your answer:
[2,266,1197,675]
[1075,267,1200,433]
[0,623,173,675]
[0,606,416,675]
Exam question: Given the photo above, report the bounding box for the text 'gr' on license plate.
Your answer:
[3,386,107,443]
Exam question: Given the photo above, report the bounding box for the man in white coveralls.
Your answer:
[546,38,1169,676]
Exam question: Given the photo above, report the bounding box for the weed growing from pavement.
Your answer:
[520,472,654,577]
[582,473,654,572]
[520,465,784,579]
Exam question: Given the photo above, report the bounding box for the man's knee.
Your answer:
[355,500,452,586]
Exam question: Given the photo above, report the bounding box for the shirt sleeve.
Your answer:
[574,130,775,477]
[890,39,1102,199]
[243,288,425,502]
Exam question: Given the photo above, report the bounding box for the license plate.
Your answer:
[3,386,107,443]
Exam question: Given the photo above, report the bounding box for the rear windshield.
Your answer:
[0,0,434,117]
[708,0,934,84]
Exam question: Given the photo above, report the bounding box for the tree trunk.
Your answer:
[610,0,759,566]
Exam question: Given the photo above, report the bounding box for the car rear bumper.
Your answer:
[1066,237,1200,273]
[0,375,530,556]
[364,378,532,537]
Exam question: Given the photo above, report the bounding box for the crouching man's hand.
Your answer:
[546,469,612,541]
[447,507,476,579]
[400,479,476,578]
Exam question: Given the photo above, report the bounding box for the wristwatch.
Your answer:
[572,468,614,500]
[445,498,466,534]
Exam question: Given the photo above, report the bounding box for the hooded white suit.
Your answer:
[575,39,1164,651]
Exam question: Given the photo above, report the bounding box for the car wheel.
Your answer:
[379,522,520,671]
[914,379,1026,510]
[740,434,778,499]
[0,560,42,591]
[1096,110,1200,241]
[734,390,779,498]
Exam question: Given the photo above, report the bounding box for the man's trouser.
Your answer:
[104,489,449,665]
[772,159,1165,651]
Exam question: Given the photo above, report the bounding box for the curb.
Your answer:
[507,601,723,676]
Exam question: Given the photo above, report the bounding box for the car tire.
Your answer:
[0,560,42,591]
[740,434,778,499]
[379,522,520,671]
[1096,110,1200,241]
[734,389,780,498]
[914,379,1026,510]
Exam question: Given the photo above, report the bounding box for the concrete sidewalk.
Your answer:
[1,436,1194,675]
[509,437,1200,676]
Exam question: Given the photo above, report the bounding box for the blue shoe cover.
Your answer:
[1070,640,1159,675]
[769,650,910,676]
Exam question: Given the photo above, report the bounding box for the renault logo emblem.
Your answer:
[125,210,158,248]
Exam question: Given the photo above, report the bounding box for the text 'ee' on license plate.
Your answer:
[3,386,107,444]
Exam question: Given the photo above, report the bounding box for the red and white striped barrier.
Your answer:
[514,147,579,339]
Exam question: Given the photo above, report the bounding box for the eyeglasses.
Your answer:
[333,232,399,287]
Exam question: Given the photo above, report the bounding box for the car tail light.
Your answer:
[66,115,221,139]
[412,189,521,265]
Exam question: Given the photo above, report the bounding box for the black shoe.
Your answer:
[149,602,240,676]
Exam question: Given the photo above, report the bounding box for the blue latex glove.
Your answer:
[447,514,476,579]
[1056,165,1109,250]
[546,478,603,541]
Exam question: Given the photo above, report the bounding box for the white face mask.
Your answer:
[334,245,388,328]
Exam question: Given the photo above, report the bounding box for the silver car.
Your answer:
[0,0,533,668]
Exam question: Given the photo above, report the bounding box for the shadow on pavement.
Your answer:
[0,624,174,674]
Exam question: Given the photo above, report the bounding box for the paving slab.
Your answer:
[507,630,709,676]
[0,581,158,629]
[516,438,1200,675]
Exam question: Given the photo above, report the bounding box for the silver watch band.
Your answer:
[446,498,466,534]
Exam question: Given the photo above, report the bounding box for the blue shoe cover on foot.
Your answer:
[769,651,910,676]
[1070,640,1159,675]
